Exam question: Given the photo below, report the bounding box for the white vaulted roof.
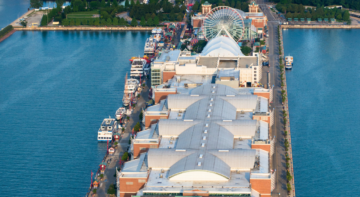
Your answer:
[147,149,195,169]
[209,149,256,170]
[158,119,201,136]
[220,95,258,111]
[167,94,206,109]
[216,120,258,137]
[201,36,244,57]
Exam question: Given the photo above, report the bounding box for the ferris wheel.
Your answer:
[203,6,246,42]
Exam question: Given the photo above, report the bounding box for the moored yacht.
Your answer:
[97,117,116,142]
[122,75,139,107]
[285,55,293,70]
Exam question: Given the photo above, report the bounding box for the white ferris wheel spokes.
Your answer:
[203,6,245,42]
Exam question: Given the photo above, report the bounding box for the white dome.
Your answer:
[201,36,244,57]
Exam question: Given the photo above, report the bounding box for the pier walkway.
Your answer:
[91,78,151,197]
[279,27,296,197]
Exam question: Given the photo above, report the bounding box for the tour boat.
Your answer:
[122,74,139,107]
[115,107,126,120]
[285,55,293,70]
[144,35,157,55]
[97,117,116,142]
[130,58,148,78]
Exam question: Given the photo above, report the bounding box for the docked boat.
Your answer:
[154,33,162,42]
[115,107,126,120]
[285,55,293,70]
[151,28,157,34]
[144,35,157,55]
[130,58,148,78]
[97,117,116,142]
[122,74,139,107]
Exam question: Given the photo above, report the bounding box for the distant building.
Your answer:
[191,1,267,41]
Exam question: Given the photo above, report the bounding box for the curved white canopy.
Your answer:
[201,36,244,57]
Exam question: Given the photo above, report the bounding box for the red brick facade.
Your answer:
[133,142,160,158]
[192,19,203,29]
[251,144,271,152]
[250,179,271,196]
[119,177,147,197]
[162,71,176,83]
[154,91,177,104]
[253,92,270,100]
[253,115,270,124]
[144,114,168,128]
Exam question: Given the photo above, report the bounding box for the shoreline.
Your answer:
[0,29,16,43]
[14,26,154,31]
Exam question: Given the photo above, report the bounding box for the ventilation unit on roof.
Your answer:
[201,143,205,147]
[208,109,211,112]
[241,110,245,114]
[205,124,209,127]
[209,103,213,107]
[211,98,214,101]
[212,90,215,94]
[236,170,241,174]
[168,146,171,149]
[204,130,208,133]
[199,154,203,158]
[161,169,165,173]
[207,114,211,118]
[198,162,202,166]
[160,174,163,178]
[203,136,207,140]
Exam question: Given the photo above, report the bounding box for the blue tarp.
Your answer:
[238,42,242,47]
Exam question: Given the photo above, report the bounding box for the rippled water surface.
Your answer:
[0,30,150,196]
[283,29,360,196]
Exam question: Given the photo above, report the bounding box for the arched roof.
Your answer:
[201,36,244,57]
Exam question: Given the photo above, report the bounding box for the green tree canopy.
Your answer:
[131,18,138,26]
[30,0,43,8]
[140,16,146,26]
[113,17,119,26]
[106,18,112,26]
[147,17,153,26]
[154,16,159,25]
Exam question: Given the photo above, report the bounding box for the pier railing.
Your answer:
[279,25,296,197]
[14,26,155,31]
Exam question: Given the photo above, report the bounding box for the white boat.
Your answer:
[144,35,157,55]
[130,58,148,78]
[115,107,126,120]
[154,33,162,42]
[152,28,157,34]
[285,55,293,70]
[97,117,116,142]
[156,27,162,34]
[122,74,139,107]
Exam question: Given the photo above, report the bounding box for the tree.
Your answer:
[30,0,43,8]
[20,20,28,27]
[147,17,153,26]
[62,19,69,26]
[153,16,159,25]
[70,19,75,26]
[94,18,100,26]
[343,10,350,21]
[101,19,106,26]
[101,0,106,7]
[336,13,342,20]
[241,46,252,55]
[75,19,81,26]
[130,0,135,8]
[106,18,112,26]
[125,0,130,8]
[177,14,182,21]
[113,17,119,26]
[112,0,118,7]
[140,16,146,26]
[131,18,138,26]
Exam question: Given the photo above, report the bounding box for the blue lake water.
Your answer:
[0,0,29,29]
[283,29,360,196]
[0,30,150,196]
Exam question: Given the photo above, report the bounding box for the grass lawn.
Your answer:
[67,10,99,18]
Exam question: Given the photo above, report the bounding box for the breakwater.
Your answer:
[278,26,296,197]
[14,26,154,31]
[282,24,360,29]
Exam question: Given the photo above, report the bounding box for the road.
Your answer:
[257,0,289,196]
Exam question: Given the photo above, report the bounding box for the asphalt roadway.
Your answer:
[257,0,289,196]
